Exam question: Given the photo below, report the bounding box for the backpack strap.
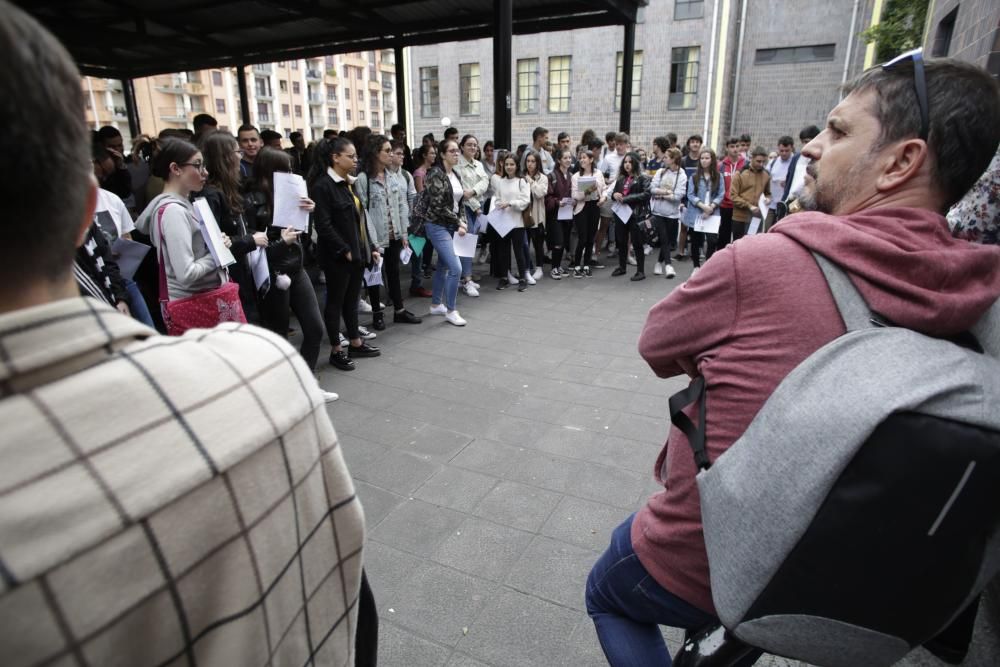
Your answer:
[670,375,711,471]
[812,253,877,332]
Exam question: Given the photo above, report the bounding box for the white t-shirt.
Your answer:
[93,188,135,242]
[767,156,793,208]
[447,171,463,213]
[600,150,625,179]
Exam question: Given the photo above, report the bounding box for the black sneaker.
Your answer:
[329,350,355,371]
[583,266,593,278]
[349,342,381,358]
[630,272,646,282]
[393,309,422,324]
[573,267,583,279]
[588,260,605,269]
[517,279,528,292]
[372,312,386,331]
[496,279,509,290]
[611,267,626,277]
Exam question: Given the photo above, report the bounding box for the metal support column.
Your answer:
[121,78,141,138]
[394,45,407,134]
[493,0,512,150]
[618,22,635,133]
[236,65,251,126]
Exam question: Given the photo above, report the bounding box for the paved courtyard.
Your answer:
[315,256,994,667]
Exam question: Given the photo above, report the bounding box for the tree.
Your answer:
[861,0,930,63]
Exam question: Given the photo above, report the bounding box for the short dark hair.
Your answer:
[1,3,91,287]
[289,131,303,141]
[151,138,199,180]
[687,134,703,146]
[605,131,617,143]
[323,129,337,139]
[237,124,259,136]
[192,113,217,133]
[444,126,458,138]
[799,125,821,142]
[666,132,678,145]
[97,125,122,142]
[532,126,548,142]
[653,136,670,152]
[843,57,1000,209]
[614,132,630,144]
[751,145,768,158]
[390,123,404,134]
[557,132,569,142]
[259,129,282,144]
[739,133,751,143]
[777,135,795,147]
[726,136,740,147]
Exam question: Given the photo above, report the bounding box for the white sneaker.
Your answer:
[445,310,467,326]
[532,267,543,281]
[665,264,677,279]
[462,282,480,297]
[429,303,447,315]
[357,326,376,340]
[508,271,519,285]
[338,332,349,346]
[467,280,481,289]
[525,272,536,285]
[322,390,339,403]
[653,262,663,275]
[357,299,372,313]
[627,254,637,266]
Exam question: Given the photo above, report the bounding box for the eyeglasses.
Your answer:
[180,162,207,172]
[881,47,929,141]
[446,149,460,155]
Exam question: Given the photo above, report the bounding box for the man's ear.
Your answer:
[874,139,929,193]
[75,176,99,248]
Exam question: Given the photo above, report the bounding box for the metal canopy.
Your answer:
[16,0,644,79]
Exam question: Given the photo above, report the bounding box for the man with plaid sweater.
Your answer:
[0,5,366,665]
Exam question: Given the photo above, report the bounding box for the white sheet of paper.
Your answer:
[612,200,633,223]
[193,198,236,268]
[475,213,490,234]
[399,246,413,264]
[363,257,384,286]
[747,217,762,235]
[452,232,478,258]
[272,172,310,231]
[577,176,596,191]
[695,213,722,234]
[558,203,574,220]
[759,193,769,214]
[486,207,517,238]
[248,247,270,291]
[110,237,150,281]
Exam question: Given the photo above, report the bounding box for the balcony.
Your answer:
[310,116,325,128]
[326,68,338,78]
[384,100,394,113]
[158,106,189,122]
[155,76,185,95]
[185,82,205,95]
[308,93,324,105]
[382,79,393,91]
[252,63,272,74]
[106,79,123,92]
[112,106,128,119]
[306,68,323,81]
[255,89,273,101]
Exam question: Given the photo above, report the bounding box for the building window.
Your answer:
[294,105,302,117]
[755,44,836,65]
[215,98,226,113]
[328,109,339,126]
[257,102,270,122]
[357,89,365,102]
[292,81,300,94]
[675,0,704,20]
[517,58,539,114]
[282,103,290,117]
[932,8,958,57]
[359,110,365,122]
[325,55,335,69]
[279,80,288,93]
[328,88,338,103]
[372,111,380,128]
[420,66,440,117]
[614,51,643,111]
[459,62,481,116]
[346,109,352,122]
[212,71,223,86]
[278,61,286,68]
[669,46,699,109]
[255,79,271,97]
[548,56,572,113]
[291,60,298,70]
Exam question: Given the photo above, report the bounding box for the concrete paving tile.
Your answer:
[479,413,544,447]
[369,498,466,557]
[379,622,452,667]
[354,481,405,530]
[472,480,563,533]
[619,390,670,419]
[592,368,647,392]
[566,614,620,667]
[605,354,655,376]
[505,449,577,495]
[458,587,581,667]
[362,541,423,614]
[502,395,571,424]
[572,461,647,510]
[432,517,534,582]
[529,424,606,460]
[412,466,499,512]
[395,423,474,462]
[448,438,525,477]
[504,535,596,611]
[606,411,671,446]
[337,433,391,473]
[557,404,620,432]
[541,496,629,552]
[593,435,661,474]
[349,450,442,496]
[444,654,492,667]
[548,362,601,384]
[387,562,496,646]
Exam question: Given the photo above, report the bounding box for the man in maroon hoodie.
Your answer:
[716,137,747,253]
[586,56,1000,666]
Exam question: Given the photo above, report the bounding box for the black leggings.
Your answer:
[528,225,546,267]
[614,218,645,273]
[260,266,324,370]
[509,228,528,278]
[322,257,362,343]
[688,230,718,267]
[651,215,678,265]
[573,201,599,266]
[547,218,573,268]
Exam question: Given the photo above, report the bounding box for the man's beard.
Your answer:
[798,161,831,213]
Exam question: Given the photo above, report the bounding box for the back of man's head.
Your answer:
[192,113,217,135]
[799,125,821,143]
[843,57,1000,209]
[1,2,91,294]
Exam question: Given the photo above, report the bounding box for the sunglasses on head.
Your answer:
[881,48,929,142]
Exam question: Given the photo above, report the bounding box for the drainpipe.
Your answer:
[841,0,862,93]
[729,0,748,137]
[702,0,722,145]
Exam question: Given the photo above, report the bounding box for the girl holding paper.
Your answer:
[422,139,470,326]
[523,152,550,282]
[455,134,490,297]
[649,147,688,279]
[570,149,607,277]
[683,149,725,271]
[607,152,651,281]
[490,154,532,292]
[544,148,575,279]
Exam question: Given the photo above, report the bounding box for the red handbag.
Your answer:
[156,204,247,336]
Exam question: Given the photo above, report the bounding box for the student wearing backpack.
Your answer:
[586,56,1000,666]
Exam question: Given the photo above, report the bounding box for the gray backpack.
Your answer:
[669,253,1000,666]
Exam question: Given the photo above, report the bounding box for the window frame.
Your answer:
[674,0,704,20]
[419,66,440,118]
[547,56,572,114]
[614,51,643,112]
[516,58,540,114]
[459,62,481,116]
[669,46,700,110]
[754,44,836,65]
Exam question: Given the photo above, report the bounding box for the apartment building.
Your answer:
[82,50,398,147]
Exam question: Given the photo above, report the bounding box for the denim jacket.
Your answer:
[683,171,726,228]
[356,171,408,248]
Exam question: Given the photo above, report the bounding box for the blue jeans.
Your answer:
[586,514,761,666]
[124,279,155,328]
[425,222,461,311]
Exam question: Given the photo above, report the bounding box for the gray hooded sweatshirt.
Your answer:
[135,193,226,299]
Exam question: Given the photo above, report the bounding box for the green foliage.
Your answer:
[861,0,930,62]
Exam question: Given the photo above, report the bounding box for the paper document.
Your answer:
[611,201,633,223]
[486,207,518,238]
[558,203,574,221]
[110,237,150,281]
[193,198,236,268]
[695,213,722,234]
[474,213,490,234]
[747,217,762,235]
[453,232,478,258]
[577,176,596,193]
[248,247,270,292]
[363,257,384,286]
[272,172,310,231]
[399,246,413,264]
[408,234,426,256]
